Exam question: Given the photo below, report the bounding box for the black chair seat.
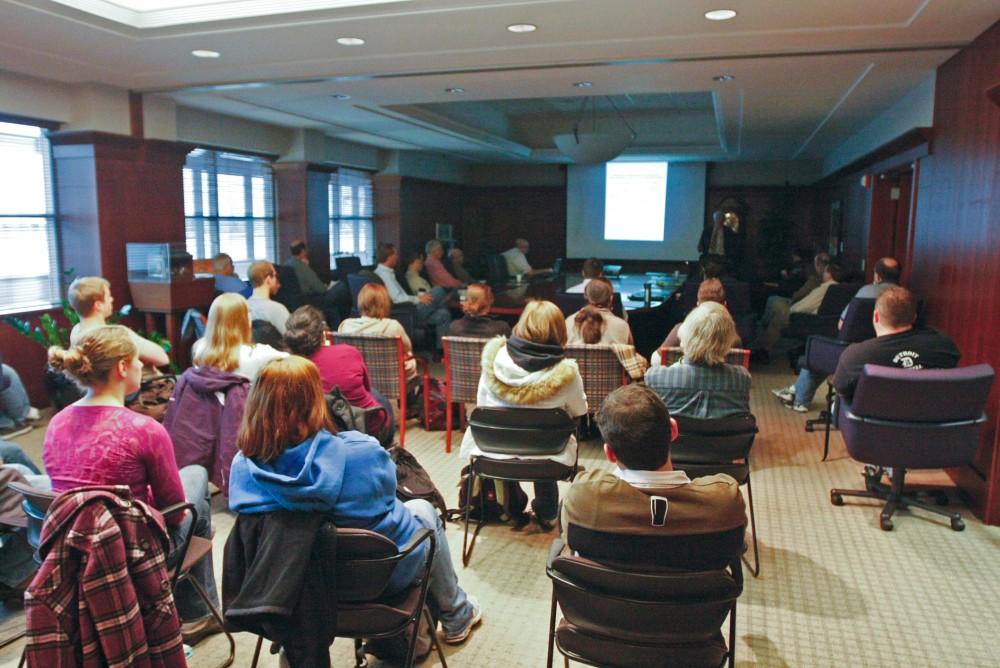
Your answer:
[556,621,727,668]
[472,457,576,481]
[336,585,422,636]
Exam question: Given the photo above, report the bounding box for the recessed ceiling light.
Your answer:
[704,9,737,21]
[507,23,537,33]
[445,87,465,94]
[336,37,366,46]
[331,94,351,100]
[713,74,735,82]
[191,49,220,59]
[573,81,594,88]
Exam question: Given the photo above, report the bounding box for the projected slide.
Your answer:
[604,162,667,241]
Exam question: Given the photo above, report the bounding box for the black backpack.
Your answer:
[389,447,449,521]
[455,465,529,524]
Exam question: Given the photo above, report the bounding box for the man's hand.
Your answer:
[419,293,433,305]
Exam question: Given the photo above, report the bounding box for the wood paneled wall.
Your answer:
[906,21,1000,522]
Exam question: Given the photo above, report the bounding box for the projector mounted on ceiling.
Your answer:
[554,96,637,163]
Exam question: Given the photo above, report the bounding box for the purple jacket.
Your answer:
[163,366,250,497]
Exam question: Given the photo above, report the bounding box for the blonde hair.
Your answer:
[67,276,110,317]
[248,261,275,288]
[462,283,494,318]
[195,293,253,372]
[513,300,567,347]
[678,302,737,366]
[48,325,136,388]
[358,283,392,319]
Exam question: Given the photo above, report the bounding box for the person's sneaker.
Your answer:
[180,615,223,646]
[771,385,795,403]
[0,424,32,439]
[786,403,810,413]
[443,597,483,645]
[25,407,41,422]
[533,514,557,533]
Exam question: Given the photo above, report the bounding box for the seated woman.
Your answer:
[338,283,418,380]
[44,326,222,645]
[644,302,751,419]
[459,300,588,530]
[68,276,170,368]
[448,284,511,339]
[229,356,482,644]
[192,293,288,382]
[566,278,632,345]
[404,250,433,296]
[284,305,394,444]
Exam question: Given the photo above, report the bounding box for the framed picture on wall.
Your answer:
[436,223,453,242]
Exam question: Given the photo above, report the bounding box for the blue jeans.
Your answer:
[169,465,220,621]
[794,368,828,407]
[415,288,452,350]
[0,365,31,430]
[404,499,475,635]
[0,441,39,473]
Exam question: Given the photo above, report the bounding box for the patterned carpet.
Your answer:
[3,355,1000,667]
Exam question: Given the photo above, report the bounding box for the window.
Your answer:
[183,148,275,277]
[329,168,375,266]
[0,121,60,314]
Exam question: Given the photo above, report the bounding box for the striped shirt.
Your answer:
[645,360,751,419]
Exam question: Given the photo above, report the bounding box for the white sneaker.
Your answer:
[771,385,794,403]
[787,403,810,414]
[443,596,483,645]
[26,407,41,422]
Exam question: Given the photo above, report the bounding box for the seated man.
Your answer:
[212,253,252,298]
[68,276,170,368]
[425,239,464,288]
[833,286,960,403]
[565,257,604,294]
[752,260,841,359]
[374,243,452,350]
[773,256,901,412]
[0,354,40,438]
[247,261,291,335]
[449,247,476,285]
[501,237,551,278]
[285,241,349,327]
[561,384,746,571]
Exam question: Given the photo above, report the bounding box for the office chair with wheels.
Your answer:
[829,364,994,531]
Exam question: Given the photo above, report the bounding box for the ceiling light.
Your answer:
[331,94,351,100]
[191,49,220,58]
[704,9,737,21]
[573,81,593,88]
[554,96,636,164]
[336,37,366,46]
[445,87,465,94]
[713,74,735,82]
[506,23,537,33]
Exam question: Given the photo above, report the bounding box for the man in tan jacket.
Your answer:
[561,384,746,571]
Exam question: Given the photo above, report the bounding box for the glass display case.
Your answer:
[126,242,193,282]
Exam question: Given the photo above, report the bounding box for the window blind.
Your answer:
[0,121,60,314]
[183,148,275,277]
[329,168,375,266]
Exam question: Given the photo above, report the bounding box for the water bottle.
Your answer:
[644,282,652,307]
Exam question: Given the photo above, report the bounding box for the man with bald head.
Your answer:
[501,238,551,278]
[839,257,901,328]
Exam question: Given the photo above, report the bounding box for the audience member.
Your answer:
[68,276,170,368]
[404,250,433,295]
[0,441,48,488]
[773,257,902,411]
[566,278,632,345]
[448,284,512,339]
[565,257,604,294]
[646,302,750,419]
[460,300,588,530]
[449,247,476,285]
[501,238,551,278]
[757,252,830,337]
[752,260,841,359]
[375,243,452,350]
[192,293,288,382]
[45,326,222,644]
[228,357,482,644]
[0,353,40,437]
[285,240,331,296]
[833,287,960,402]
[339,283,418,380]
[247,261,291,335]
[425,239,464,288]
[561,384,746,570]
[650,278,743,366]
[285,305,393,443]
[212,253,252,298]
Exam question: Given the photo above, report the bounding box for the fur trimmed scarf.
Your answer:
[480,337,579,405]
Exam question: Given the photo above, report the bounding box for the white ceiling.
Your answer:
[2,0,997,163]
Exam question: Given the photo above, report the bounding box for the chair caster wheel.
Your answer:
[879,516,893,531]
[934,493,949,506]
[804,425,815,433]
[951,517,965,531]
[830,492,843,506]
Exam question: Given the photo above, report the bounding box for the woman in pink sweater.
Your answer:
[44,325,222,646]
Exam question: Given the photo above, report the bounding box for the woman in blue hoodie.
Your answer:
[229,356,482,645]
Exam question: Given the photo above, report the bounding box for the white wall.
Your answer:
[822,75,936,176]
[381,151,470,184]
[176,106,294,156]
[708,160,823,186]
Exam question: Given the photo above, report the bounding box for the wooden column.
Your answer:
[374,174,403,252]
[273,161,333,279]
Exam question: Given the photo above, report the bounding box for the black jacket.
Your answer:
[223,512,337,667]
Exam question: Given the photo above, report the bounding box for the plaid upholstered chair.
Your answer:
[332,333,428,448]
[564,345,630,419]
[660,347,750,369]
[441,336,492,453]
